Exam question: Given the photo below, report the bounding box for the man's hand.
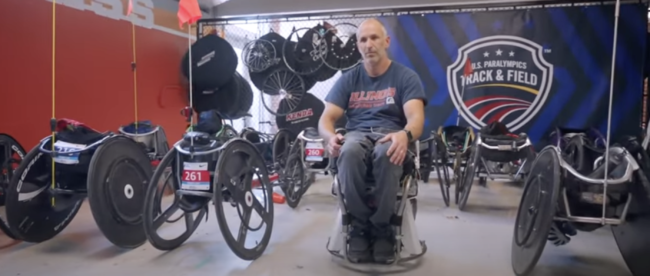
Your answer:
[378,131,409,165]
[327,133,345,157]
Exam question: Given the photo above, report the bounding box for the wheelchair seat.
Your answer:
[327,140,425,266]
[303,127,321,140]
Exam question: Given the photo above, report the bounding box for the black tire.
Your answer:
[214,139,274,260]
[0,133,25,239]
[453,153,462,205]
[281,151,306,209]
[143,148,207,251]
[272,129,293,170]
[433,136,451,207]
[86,136,153,248]
[458,146,479,211]
[5,146,83,243]
[511,147,561,276]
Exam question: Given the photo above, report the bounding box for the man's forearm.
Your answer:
[318,118,336,141]
[404,116,424,141]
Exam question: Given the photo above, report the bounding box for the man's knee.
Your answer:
[338,140,367,165]
[372,142,398,167]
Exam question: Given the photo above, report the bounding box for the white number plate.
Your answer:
[305,142,324,162]
[53,141,86,165]
[181,162,210,190]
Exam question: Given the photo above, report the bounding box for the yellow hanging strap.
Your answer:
[50,0,57,206]
[131,19,138,133]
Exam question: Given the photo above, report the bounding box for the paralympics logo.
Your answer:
[446,35,553,132]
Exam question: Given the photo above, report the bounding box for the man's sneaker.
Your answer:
[347,220,372,263]
[372,225,396,264]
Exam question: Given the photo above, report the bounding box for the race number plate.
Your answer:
[52,141,86,165]
[181,162,210,190]
[305,142,324,162]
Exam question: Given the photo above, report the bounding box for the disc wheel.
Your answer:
[272,129,293,171]
[457,144,479,211]
[0,134,25,239]
[282,27,326,76]
[281,148,306,209]
[143,148,207,251]
[6,146,83,243]
[432,135,451,207]
[242,39,276,73]
[511,147,561,276]
[214,139,274,260]
[260,68,306,116]
[87,136,153,248]
[611,174,650,276]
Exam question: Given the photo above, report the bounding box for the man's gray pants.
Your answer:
[337,128,403,232]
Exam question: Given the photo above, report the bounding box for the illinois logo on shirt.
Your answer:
[349,87,396,109]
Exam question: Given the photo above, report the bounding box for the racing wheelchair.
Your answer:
[512,135,650,276]
[326,130,427,268]
[456,122,535,211]
[0,133,26,239]
[430,125,475,207]
[4,119,167,248]
[278,127,332,208]
[142,109,275,261]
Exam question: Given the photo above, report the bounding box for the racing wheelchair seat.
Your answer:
[302,127,321,140]
[326,137,426,267]
[119,120,169,162]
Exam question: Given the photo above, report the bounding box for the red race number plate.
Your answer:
[181,162,210,190]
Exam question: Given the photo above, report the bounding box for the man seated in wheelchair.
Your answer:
[318,18,427,264]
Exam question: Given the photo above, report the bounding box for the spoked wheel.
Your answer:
[0,134,25,239]
[280,150,306,209]
[6,146,84,242]
[242,39,276,73]
[260,67,306,116]
[432,136,451,207]
[143,148,207,251]
[322,22,363,71]
[283,27,326,76]
[214,139,274,260]
[457,145,479,211]
[511,147,561,276]
[272,129,293,171]
[86,137,153,248]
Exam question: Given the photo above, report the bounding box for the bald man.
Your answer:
[318,18,427,264]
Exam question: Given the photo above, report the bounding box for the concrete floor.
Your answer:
[0,176,633,276]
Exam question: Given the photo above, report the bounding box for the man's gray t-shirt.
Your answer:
[325,62,427,131]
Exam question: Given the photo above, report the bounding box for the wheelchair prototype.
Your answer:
[456,122,535,211]
[512,135,650,276]
[0,133,26,239]
[429,125,475,207]
[4,119,167,248]
[326,130,426,268]
[142,110,275,261]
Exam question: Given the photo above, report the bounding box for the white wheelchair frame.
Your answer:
[326,139,427,265]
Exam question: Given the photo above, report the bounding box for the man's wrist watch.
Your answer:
[402,129,413,142]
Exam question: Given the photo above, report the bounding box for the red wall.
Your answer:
[0,0,191,148]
